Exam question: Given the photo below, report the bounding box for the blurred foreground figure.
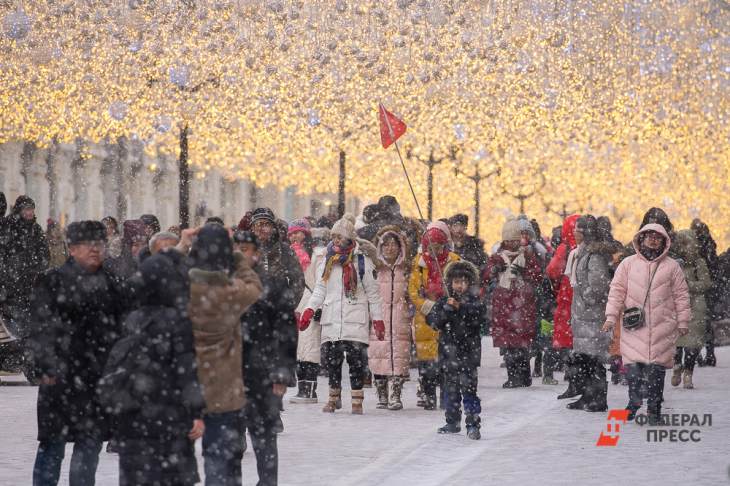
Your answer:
[28,221,126,486]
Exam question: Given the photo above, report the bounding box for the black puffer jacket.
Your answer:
[426,261,486,372]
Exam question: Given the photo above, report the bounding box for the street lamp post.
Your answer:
[501,172,547,215]
[405,146,453,220]
[452,148,501,238]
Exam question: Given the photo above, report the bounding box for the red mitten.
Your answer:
[298,308,314,331]
[373,320,385,341]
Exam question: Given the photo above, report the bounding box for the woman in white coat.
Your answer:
[290,227,330,404]
[299,214,383,414]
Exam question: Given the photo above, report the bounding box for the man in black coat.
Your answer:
[448,214,487,272]
[0,195,50,337]
[238,231,298,486]
[27,220,129,486]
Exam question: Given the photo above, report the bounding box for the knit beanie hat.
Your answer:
[288,218,311,237]
[250,207,276,226]
[331,213,357,240]
[502,218,522,242]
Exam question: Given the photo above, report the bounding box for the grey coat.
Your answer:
[571,242,614,361]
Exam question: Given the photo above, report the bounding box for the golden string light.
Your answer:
[0,0,728,245]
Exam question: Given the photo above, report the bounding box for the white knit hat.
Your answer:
[331,213,357,240]
[502,218,522,242]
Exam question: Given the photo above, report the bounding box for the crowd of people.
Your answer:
[0,190,728,485]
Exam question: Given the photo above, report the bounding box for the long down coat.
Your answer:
[673,230,712,349]
[545,214,581,349]
[605,224,691,368]
[368,227,412,377]
[27,258,128,442]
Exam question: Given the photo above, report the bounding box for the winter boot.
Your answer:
[423,392,438,411]
[682,369,694,389]
[416,377,425,407]
[584,380,608,413]
[363,370,373,388]
[290,381,317,404]
[437,422,461,434]
[532,350,543,378]
[566,393,588,410]
[388,377,404,411]
[542,374,559,385]
[558,356,585,399]
[351,389,365,415]
[670,365,682,387]
[502,362,521,388]
[465,415,481,440]
[704,343,716,367]
[625,403,641,421]
[647,404,664,426]
[322,387,342,413]
[375,379,389,409]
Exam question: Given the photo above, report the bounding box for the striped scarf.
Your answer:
[322,241,358,298]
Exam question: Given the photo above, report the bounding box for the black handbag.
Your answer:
[622,266,658,330]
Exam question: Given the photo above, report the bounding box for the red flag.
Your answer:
[379,104,407,149]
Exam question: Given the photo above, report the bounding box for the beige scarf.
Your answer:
[498,250,526,289]
[565,245,582,288]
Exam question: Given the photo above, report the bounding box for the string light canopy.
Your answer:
[1,0,728,245]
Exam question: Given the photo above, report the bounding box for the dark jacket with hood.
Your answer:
[426,261,486,371]
[116,252,205,444]
[0,196,50,322]
[27,255,128,442]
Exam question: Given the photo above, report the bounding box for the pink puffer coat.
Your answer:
[368,227,412,377]
[605,224,691,368]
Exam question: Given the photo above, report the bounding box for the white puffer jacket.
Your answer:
[306,245,383,344]
[295,246,327,363]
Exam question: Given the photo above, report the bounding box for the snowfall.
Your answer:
[2,339,728,486]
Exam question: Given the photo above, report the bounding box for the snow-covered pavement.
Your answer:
[2,339,728,486]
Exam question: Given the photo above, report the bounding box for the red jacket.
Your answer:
[484,249,542,348]
[545,215,581,349]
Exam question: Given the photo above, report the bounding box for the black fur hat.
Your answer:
[66,220,107,245]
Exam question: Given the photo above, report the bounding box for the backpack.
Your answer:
[97,314,156,416]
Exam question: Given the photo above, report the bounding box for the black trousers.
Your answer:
[504,348,531,384]
[674,347,700,372]
[322,340,367,390]
[443,367,481,426]
[627,363,666,411]
[295,361,320,382]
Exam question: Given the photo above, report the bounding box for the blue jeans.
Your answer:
[203,411,244,486]
[443,367,481,426]
[33,437,103,486]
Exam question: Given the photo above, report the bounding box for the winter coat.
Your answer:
[408,251,461,361]
[242,265,300,430]
[570,241,615,361]
[453,235,488,272]
[545,215,581,349]
[426,262,486,372]
[605,224,691,368]
[484,248,542,349]
[295,246,327,364]
[189,254,262,413]
[258,234,305,310]
[27,258,128,442]
[358,214,423,262]
[306,243,383,344]
[0,210,50,328]
[368,227,412,377]
[674,230,712,349]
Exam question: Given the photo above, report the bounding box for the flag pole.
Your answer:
[380,103,450,298]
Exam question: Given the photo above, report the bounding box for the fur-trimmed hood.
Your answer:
[443,259,480,293]
[374,225,410,269]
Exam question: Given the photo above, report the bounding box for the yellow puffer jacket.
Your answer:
[408,251,461,362]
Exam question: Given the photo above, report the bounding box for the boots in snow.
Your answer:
[465,415,481,440]
[416,377,425,407]
[388,377,404,411]
[566,394,588,410]
[351,389,365,415]
[322,387,342,413]
[542,374,559,385]
[683,369,694,389]
[423,392,438,410]
[670,365,682,387]
[532,351,543,378]
[290,381,318,404]
[558,356,585,399]
[704,344,717,367]
[437,422,461,434]
[363,371,373,388]
[647,404,663,426]
[625,403,641,421]
[583,380,608,413]
[375,379,389,409]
